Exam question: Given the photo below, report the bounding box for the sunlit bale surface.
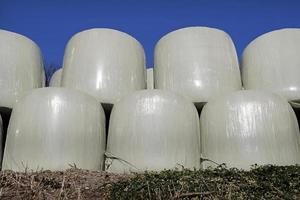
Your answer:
[242,28,300,102]
[200,90,300,170]
[0,30,45,109]
[154,27,241,104]
[2,88,106,171]
[106,90,200,173]
[147,68,154,89]
[62,28,146,104]
[49,68,62,87]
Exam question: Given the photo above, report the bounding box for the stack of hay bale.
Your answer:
[0,27,299,172]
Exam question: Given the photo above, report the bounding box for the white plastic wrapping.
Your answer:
[62,28,146,104]
[242,28,300,102]
[2,88,106,171]
[106,89,200,173]
[49,68,62,87]
[0,29,45,108]
[200,90,300,170]
[147,68,154,89]
[154,27,241,103]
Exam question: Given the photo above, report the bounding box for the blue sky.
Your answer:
[1,0,300,73]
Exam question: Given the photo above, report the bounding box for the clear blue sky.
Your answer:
[1,0,300,72]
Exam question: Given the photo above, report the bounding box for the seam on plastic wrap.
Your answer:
[104,152,140,171]
[290,101,300,108]
[200,156,224,167]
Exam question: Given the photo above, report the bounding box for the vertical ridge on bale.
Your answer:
[49,68,62,87]
[147,68,154,89]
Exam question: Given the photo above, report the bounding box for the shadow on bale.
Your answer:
[0,107,12,153]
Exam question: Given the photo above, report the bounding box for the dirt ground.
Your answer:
[0,168,127,199]
[1,165,300,199]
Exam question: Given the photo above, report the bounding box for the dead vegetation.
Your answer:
[0,168,127,199]
[0,165,299,199]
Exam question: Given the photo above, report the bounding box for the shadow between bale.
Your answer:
[194,102,206,117]
[101,103,113,147]
[0,107,12,169]
[289,101,300,130]
[0,107,12,153]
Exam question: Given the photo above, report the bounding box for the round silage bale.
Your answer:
[49,68,62,87]
[2,88,106,171]
[106,89,200,173]
[0,29,45,109]
[200,90,300,170]
[242,28,300,102]
[62,28,146,104]
[154,27,242,106]
[147,68,154,89]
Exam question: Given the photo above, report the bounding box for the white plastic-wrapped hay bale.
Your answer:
[2,88,106,171]
[49,68,62,87]
[200,90,300,170]
[0,30,45,108]
[62,28,146,104]
[147,68,154,89]
[106,90,200,173]
[242,29,300,102]
[154,27,241,104]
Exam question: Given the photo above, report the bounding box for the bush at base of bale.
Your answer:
[1,165,299,199]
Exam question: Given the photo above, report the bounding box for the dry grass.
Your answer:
[111,165,300,199]
[1,165,300,199]
[0,168,127,199]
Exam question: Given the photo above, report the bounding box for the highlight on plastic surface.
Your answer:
[147,68,154,89]
[49,68,62,87]
[242,28,300,102]
[154,26,241,103]
[2,88,106,171]
[62,28,146,104]
[106,89,200,173]
[200,90,300,170]
[0,29,45,108]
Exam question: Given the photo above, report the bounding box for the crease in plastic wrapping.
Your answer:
[242,28,300,103]
[106,89,200,173]
[49,68,62,87]
[0,29,45,108]
[2,88,106,171]
[62,28,146,104]
[154,27,242,104]
[147,68,154,89]
[200,90,300,170]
